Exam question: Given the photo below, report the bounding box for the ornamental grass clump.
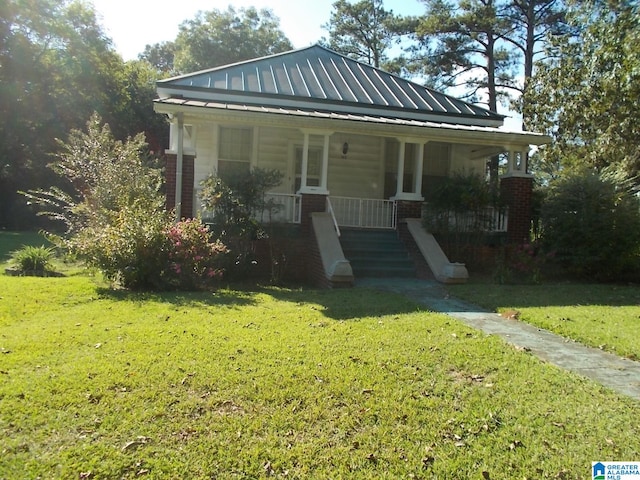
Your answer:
[10,245,55,275]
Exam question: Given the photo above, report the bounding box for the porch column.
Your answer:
[175,113,184,222]
[300,131,310,190]
[413,142,425,196]
[320,134,329,190]
[395,139,406,197]
[501,147,534,244]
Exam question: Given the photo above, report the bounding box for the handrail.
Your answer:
[325,196,341,237]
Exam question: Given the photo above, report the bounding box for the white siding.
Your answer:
[327,134,383,198]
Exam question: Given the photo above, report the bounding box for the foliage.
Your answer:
[172,6,292,73]
[423,173,503,261]
[527,0,640,183]
[493,241,554,284]
[0,0,167,229]
[3,277,640,477]
[200,168,284,241]
[199,168,284,282]
[539,169,640,280]
[165,219,227,290]
[10,245,55,273]
[25,115,225,290]
[320,0,414,71]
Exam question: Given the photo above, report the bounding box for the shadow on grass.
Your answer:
[95,287,258,308]
[95,284,423,321]
[253,285,424,321]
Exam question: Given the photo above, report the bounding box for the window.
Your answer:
[218,126,252,179]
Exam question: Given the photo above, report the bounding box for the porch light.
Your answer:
[342,142,349,156]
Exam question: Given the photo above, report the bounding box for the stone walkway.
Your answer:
[356,278,640,401]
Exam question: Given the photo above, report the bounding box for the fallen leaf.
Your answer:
[121,436,150,452]
[482,471,491,479]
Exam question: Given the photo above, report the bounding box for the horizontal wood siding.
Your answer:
[328,135,383,199]
[256,126,298,194]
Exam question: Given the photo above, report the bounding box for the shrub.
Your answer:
[23,114,228,290]
[423,172,504,263]
[10,245,55,273]
[165,219,227,290]
[199,168,283,282]
[540,170,640,280]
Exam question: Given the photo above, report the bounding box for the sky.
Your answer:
[89,0,424,61]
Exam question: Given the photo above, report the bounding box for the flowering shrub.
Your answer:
[494,242,555,284]
[164,218,228,290]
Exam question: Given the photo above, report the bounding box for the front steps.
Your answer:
[339,228,416,278]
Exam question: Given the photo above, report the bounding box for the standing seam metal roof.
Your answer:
[158,45,503,124]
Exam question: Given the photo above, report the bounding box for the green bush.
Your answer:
[10,245,54,273]
[165,218,227,290]
[540,170,640,280]
[24,114,228,290]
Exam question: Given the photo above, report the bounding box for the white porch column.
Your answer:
[320,133,329,190]
[175,113,184,222]
[300,131,310,190]
[414,142,425,195]
[395,139,406,197]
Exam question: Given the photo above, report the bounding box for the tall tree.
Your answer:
[139,41,176,77]
[321,0,414,71]
[500,0,568,129]
[173,6,292,73]
[411,0,516,110]
[0,0,166,229]
[527,0,640,183]
[411,0,517,185]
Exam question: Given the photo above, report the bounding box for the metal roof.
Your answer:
[154,96,550,146]
[157,45,504,127]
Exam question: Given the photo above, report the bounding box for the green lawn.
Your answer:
[1,273,639,479]
[449,282,640,360]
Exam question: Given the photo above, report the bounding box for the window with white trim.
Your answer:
[218,126,252,179]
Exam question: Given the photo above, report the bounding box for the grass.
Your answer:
[449,282,640,360]
[2,273,640,479]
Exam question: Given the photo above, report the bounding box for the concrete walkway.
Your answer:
[356,278,640,401]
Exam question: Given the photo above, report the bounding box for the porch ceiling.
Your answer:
[154,96,551,148]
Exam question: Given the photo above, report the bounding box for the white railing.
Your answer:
[428,207,508,233]
[325,197,341,236]
[329,196,397,229]
[195,190,301,224]
[259,193,302,224]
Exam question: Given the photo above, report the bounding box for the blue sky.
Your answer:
[90,0,424,61]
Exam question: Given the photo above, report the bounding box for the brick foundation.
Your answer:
[395,200,422,224]
[165,153,195,219]
[500,175,533,244]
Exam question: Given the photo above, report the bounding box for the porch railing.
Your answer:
[329,196,397,229]
[425,206,508,233]
[325,196,341,236]
[196,190,302,225]
[255,193,302,224]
